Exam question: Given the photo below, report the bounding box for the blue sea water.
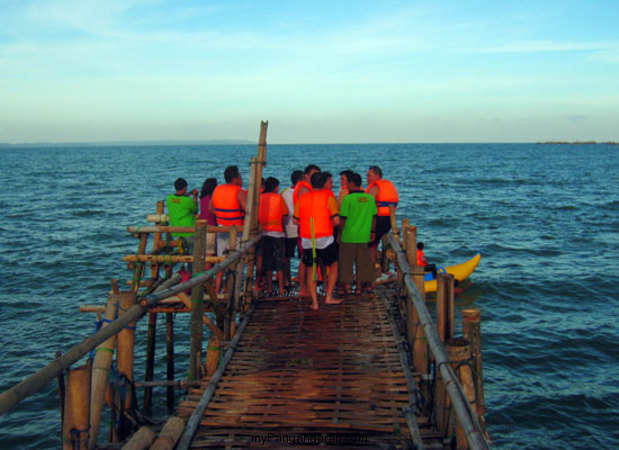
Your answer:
[0,143,617,449]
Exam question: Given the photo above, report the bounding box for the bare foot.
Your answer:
[310,302,319,310]
[325,297,344,305]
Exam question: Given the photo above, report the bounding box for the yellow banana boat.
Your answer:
[424,253,481,293]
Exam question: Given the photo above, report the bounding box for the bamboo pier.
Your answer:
[0,121,490,449]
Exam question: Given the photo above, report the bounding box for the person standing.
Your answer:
[199,177,218,266]
[281,170,303,288]
[365,165,399,265]
[338,172,377,294]
[166,177,198,256]
[209,165,247,293]
[293,172,342,310]
[258,177,289,295]
[292,164,321,297]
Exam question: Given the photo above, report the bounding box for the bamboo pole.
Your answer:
[385,233,489,450]
[153,200,165,251]
[189,220,207,380]
[205,334,221,377]
[436,273,455,342]
[224,225,238,340]
[143,311,156,415]
[446,338,478,449]
[0,237,259,417]
[131,234,148,292]
[62,360,91,450]
[237,157,261,314]
[462,309,487,437]
[117,292,137,409]
[235,122,267,315]
[89,294,119,449]
[56,350,65,433]
[150,262,160,280]
[150,416,186,450]
[166,312,175,413]
[120,425,155,450]
[127,225,242,234]
[123,254,225,264]
[409,228,428,377]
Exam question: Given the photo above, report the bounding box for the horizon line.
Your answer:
[2,140,617,147]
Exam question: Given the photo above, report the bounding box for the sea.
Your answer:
[0,143,617,449]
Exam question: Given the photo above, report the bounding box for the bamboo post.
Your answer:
[89,294,118,449]
[153,200,165,251]
[205,334,221,377]
[166,312,175,412]
[224,225,238,340]
[143,311,156,414]
[437,273,455,342]
[56,350,66,433]
[150,262,159,280]
[150,416,186,450]
[462,309,487,437]
[62,360,91,450]
[235,122,267,314]
[121,425,155,450]
[238,157,261,314]
[131,234,148,292]
[402,221,415,320]
[435,366,451,440]
[446,338,478,449]
[406,224,427,378]
[189,220,207,380]
[117,291,137,409]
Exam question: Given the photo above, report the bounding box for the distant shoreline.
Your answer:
[537,141,618,145]
[0,139,255,148]
[1,140,617,147]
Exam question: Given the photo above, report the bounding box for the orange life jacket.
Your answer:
[293,180,312,204]
[416,249,427,266]
[211,184,244,226]
[297,190,334,239]
[259,192,286,232]
[366,179,399,216]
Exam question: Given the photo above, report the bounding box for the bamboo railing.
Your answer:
[385,232,490,450]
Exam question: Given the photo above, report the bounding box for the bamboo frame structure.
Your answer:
[0,122,489,450]
[385,233,489,450]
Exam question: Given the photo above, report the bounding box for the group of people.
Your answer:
[166,164,443,310]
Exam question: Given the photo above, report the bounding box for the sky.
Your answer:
[1,0,618,144]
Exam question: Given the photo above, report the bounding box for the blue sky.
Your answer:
[1,0,617,143]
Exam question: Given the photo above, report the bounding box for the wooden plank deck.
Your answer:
[177,292,442,449]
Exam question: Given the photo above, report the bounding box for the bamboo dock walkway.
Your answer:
[0,122,488,449]
[176,292,442,449]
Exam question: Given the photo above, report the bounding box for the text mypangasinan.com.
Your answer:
[251,432,368,446]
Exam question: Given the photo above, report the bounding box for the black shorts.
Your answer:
[285,237,298,259]
[262,236,285,272]
[370,216,392,245]
[302,241,339,267]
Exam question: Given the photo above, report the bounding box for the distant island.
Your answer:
[0,139,256,148]
[537,141,618,145]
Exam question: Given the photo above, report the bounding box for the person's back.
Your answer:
[340,188,377,244]
[259,192,288,235]
[166,177,197,238]
[211,183,244,226]
[338,172,377,294]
